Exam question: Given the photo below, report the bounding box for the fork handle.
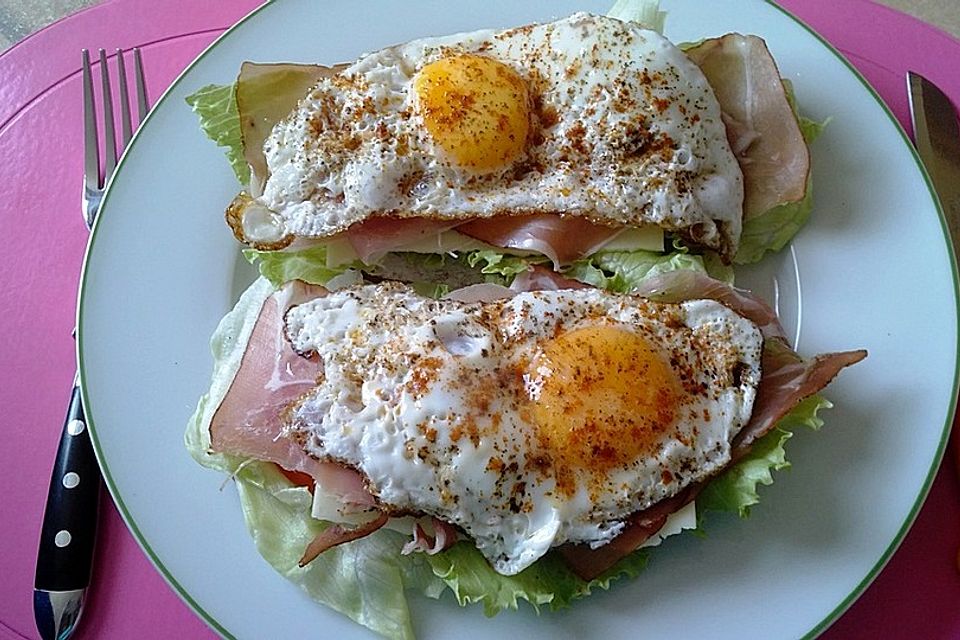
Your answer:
[34,380,101,591]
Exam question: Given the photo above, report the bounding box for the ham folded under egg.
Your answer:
[456,214,625,268]
[342,213,627,268]
[345,217,459,264]
[208,274,863,576]
[686,34,811,219]
[208,280,375,510]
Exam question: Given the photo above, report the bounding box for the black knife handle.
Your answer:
[35,381,101,591]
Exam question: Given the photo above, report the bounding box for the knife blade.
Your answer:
[908,72,960,258]
[908,72,960,571]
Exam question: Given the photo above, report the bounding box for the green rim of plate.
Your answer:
[76,2,960,639]
[759,1,960,635]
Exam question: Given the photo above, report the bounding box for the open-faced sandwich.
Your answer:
[185,3,864,639]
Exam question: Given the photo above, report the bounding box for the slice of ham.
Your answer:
[559,486,695,580]
[345,214,624,268]
[629,269,786,339]
[733,338,867,456]
[456,213,624,268]
[236,62,339,196]
[515,267,785,338]
[299,511,390,567]
[345,217,459,263]
[443,265,586,300]
[720,111,760,157]
[210,280,325,468]
[686,34,810,219]
[442,282,515,303]
[401,518,459,556]
[209,280,375,508]
[559,336,866,581]
[510,265,590,292]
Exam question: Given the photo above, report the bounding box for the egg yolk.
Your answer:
[413,54,530,172]
[527,325,681,497]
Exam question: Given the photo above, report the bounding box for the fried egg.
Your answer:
[283,283,762,575]
[252,13,743,258]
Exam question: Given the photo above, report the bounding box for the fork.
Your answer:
[33,48,148,640]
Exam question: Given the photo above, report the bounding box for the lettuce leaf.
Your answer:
[244,242,723,298]
[798,115,828,145]
[411,281,451,298]
[246,244,551,293]
[234,463,443,640]
[379,250,549,293]
[783,79,829,146]
[187,452,441,640]
[185,83,249,185]
[243,245,360,287]
[565,249,713,292]
[607,0,666,32]
[734,180,814,264]
[465,250,548,279]
[426,542,649,616]
[697,395,831,517]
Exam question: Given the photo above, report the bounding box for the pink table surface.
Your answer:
[1,0,958,639]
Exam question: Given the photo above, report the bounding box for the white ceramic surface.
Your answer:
[77,1,958,638]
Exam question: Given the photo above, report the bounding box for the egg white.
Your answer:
[283,283,761,574]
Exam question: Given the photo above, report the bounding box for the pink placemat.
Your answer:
[1,1,957,639]
[0,3,261,639]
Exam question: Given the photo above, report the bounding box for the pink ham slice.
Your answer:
[512,266,785,343]
[513,267,784,339]
[401,518,460,556]
[629,269,786,339]
[299,511,390,567]
[510,265,591,292]
[442,282,515,303]
[685,34,810,219]
[345,217,459,263]
[734,338,867,455]
[344,214,624,268]
[209,280,374,508]
[559,487,694,580]
[456,213,624,268]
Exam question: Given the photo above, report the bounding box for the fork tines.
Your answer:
[81,48,148,228]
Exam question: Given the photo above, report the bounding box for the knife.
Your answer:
[907,71,960,571]
[908,72,960,257]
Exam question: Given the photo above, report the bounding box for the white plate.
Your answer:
[78,1,958,638]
